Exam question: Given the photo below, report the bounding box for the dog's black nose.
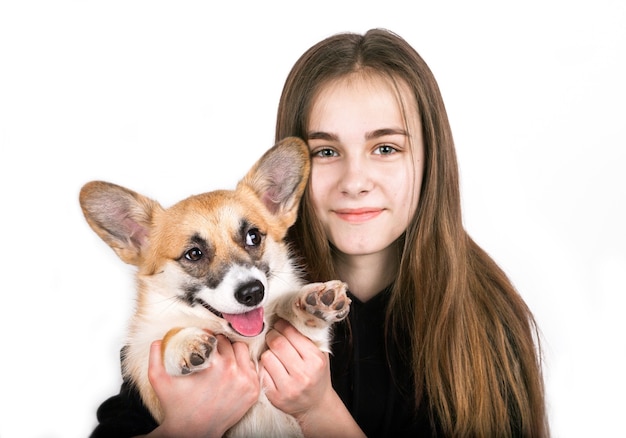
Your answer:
[235,280,265,307]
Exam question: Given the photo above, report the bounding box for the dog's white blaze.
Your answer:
[196,264,268,313]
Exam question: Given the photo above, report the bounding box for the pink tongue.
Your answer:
[222,307,265,337]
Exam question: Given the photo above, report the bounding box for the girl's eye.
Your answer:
[313,148,338,158]
[245,228,262,247]
[374,144,397,155]
[185,247,203,261]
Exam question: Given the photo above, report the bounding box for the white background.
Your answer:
[0,1,624,437]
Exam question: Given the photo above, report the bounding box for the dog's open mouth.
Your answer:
[199,300,265,337]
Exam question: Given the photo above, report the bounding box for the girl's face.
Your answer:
[307,73,424,259]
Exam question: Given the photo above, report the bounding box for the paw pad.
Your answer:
[180,333,216,375]
[299,281,351,323]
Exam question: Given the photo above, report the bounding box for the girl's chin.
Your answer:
[331,240,393,258]
[330,232,402,259]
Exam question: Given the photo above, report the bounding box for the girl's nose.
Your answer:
[338,156,373,197]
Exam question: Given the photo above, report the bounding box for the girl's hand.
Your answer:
[146,334,260,438]
[260,319,331,415]
[260,319,365,437]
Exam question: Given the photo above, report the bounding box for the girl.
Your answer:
[91,28,548,437]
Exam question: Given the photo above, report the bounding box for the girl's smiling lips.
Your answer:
[333,208,384,223]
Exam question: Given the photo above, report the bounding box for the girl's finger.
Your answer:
[232,341,255,370]
[214,334,234,360]
[147,340,169,387]
[259,360,277,392]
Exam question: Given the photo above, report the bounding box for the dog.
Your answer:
[79,137,350,437]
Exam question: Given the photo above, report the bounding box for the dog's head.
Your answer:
[79,137,310,338]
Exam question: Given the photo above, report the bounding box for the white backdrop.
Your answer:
[1,1,624,437]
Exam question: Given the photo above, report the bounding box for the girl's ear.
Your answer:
[237,136,311,227]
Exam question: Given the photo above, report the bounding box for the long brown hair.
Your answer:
[276,29,548,437]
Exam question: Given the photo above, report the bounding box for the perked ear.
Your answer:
[79,181,162,266]
[237,137,311,228]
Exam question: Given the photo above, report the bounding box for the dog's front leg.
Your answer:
[161,327,217,376]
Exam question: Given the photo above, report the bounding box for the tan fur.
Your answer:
[80,137,350,438]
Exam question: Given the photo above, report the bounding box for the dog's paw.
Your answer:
[162,327,217,376]
[295,280,351,327]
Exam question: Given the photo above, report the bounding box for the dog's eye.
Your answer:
[245,228,262,247]
[185,247,203,261]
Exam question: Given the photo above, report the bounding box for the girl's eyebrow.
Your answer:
[365,128,409,140]
[307,131,338,141]
[307,128,408,142]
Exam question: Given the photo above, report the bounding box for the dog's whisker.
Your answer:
[148,295,183,316]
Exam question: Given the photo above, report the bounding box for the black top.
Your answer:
[91,287,435,437]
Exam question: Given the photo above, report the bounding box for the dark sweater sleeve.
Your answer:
[90,348,158,438]
[90,378,158,438]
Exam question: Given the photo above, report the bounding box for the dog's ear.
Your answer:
[237,137,310,228]
[79,181,162,266]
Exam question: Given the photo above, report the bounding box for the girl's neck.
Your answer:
[333,243,399,302]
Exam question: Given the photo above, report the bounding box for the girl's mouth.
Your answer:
[334,208,383,223]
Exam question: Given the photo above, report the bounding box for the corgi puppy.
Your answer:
[79,137,350,437]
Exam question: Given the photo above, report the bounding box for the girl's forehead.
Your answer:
[308,72,420,131]
[320,71,401,96]
[312,72,417,113]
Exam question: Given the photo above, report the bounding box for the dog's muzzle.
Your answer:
[197,279,267,338]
